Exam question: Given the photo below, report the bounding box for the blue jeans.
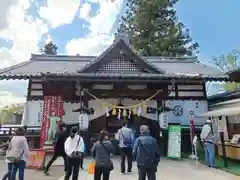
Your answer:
[10,160,26,180]
[204,142,216,167]
[2,163,12,180]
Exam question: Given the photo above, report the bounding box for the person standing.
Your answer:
[91,130,115,180]
[200,119,216,168]
[6,127,29,180]
[64,126,84,180]
[1,135,13,180]
[133,125,160,180]
[116,122,134,174]
[44,123,68,175]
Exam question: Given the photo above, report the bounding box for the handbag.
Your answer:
[6,138,24,163]
[71,137,83,159]
[100,142,114,171]
[88,161,95,174]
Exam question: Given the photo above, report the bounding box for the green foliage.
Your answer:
[119,0,199,56]
[213,49,240,91]
[40,41,58,55]
[0,104,24,124]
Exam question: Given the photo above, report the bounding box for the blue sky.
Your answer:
[176,0,240,62]
[0,0,239,106]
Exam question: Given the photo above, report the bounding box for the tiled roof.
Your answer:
[0,54,228,80]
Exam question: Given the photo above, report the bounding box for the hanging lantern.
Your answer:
[137,107,142,116]
[123,109,127,116]
[79,113,89,130]
[112,108,116,115]
[159,112,168,129]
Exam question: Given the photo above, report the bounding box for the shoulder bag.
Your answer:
[100,142,114,171]
[6,139,24,163]
[71,137,83,159]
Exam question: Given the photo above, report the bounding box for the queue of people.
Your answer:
[91,123,160,180]
[1,122,160,180]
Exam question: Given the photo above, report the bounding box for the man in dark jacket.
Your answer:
[133,125,160,180]
[44,123,68,175]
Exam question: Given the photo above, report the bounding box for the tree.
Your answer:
[0,104,24,124]
[40,41,58,55]
[213,49,240,91]
[119,0,199,56]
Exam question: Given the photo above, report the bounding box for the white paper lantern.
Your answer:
[159,112,168,129]
[79,113,89,130]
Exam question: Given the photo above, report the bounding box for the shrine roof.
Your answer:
[0,34,228,81]
[0,54,227,81]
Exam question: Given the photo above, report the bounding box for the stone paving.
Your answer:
[57,157,238,180]
[0,157,239,180]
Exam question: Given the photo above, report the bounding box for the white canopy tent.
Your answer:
[195,106,240,117]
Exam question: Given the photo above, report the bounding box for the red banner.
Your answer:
[40,96,63,148]
[40,96,50,148]
[189,111,195,140]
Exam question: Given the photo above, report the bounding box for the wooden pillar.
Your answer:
[219,116,228,167]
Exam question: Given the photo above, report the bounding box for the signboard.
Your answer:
[40,96,63,148]
[167,125,181,159]
[27,149,45,169]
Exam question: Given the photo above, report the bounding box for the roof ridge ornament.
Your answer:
[114,31,130,45]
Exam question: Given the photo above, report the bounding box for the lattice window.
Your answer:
[98,57,142,72]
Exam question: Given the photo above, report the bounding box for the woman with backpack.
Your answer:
[91,130,115,180]
[6,127,29,180]
[64,126,84,180]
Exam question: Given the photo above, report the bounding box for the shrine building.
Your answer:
[0,34,228,154]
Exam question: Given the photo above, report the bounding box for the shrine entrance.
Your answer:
[89,113,160,155]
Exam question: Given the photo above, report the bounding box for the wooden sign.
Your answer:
[27,149,45,169]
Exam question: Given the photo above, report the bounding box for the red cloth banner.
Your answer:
[40,96,63,148]
[40,96,50,148]
[189,110,195,140]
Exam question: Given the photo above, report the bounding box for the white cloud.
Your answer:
[39,0,81,28]
[79,3,91,20]
[0,91,25,108]
[66,0,124,55]
[0,0,49,106]
[0,0,17,31]
[0,0,48,65]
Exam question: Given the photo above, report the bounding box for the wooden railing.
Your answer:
[0,125,41,136]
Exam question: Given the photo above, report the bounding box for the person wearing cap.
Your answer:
[133,125,160,180]
[200,119,216,168]
[116,121,135,174]
[91,130,115,180]
[44,123,68,175]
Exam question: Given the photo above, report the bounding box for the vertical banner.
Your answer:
[189,110,195,140]
[189,110,195,156]
[40,96,63,148]
[40,96,50,148]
